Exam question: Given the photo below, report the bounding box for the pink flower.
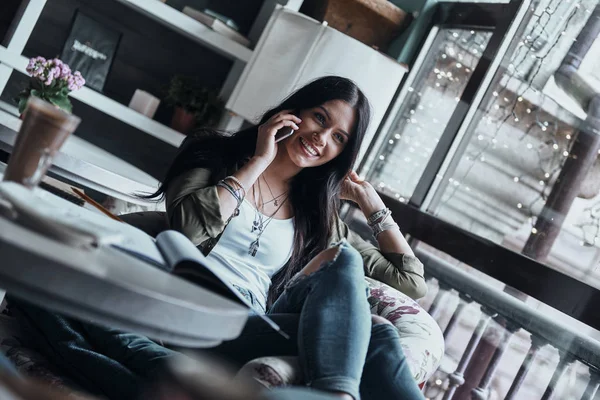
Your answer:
[26,56,84,91]
[26,59,35,72]
[33,67,44,78]
[60,65,71,79]
[44,70,55,86]
[67,75,77,91]
[72,71,85,89]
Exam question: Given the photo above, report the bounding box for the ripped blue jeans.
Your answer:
[227,240,424,400]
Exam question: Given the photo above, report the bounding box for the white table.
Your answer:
[0,181,249,347]
[0,109,162,207]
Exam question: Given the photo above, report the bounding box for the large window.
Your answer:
[352,1,600,397]
[363,0,600,288]
[363,28,492,200]
[431,0,600,287]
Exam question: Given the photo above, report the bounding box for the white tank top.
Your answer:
[207,198,295,311]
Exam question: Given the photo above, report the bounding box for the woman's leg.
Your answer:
[211,315,424,400]
[361,323,425,400]
[268,241,371,400]
[207,314,300,367]
[8,298,142,399]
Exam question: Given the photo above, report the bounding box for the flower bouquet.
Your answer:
[16,57,85,114]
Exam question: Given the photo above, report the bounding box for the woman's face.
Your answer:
[281,100,356,169]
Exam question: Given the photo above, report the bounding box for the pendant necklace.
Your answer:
[262,175,287,207]
[249,180,288,257]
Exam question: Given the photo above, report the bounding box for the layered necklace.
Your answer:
[248,175,288,257]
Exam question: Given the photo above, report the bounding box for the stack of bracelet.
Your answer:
[217,176,246,218]
[366,207,400,237]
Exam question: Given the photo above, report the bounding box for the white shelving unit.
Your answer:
[0,45,186,147]
[0,0,48,95]
[0,0,304,146]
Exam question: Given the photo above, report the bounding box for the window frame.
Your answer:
[354,0,600,331]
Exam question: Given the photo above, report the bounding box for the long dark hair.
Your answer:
[150,76,371,306]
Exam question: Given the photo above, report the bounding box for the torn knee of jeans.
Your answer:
[321,240,346,265]
[284,241,348,290]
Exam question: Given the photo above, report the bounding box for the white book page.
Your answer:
[156,230,254,308]
[156,230,288,338]
[0,182,165,267]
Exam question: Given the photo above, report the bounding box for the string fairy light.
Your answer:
[363,0,596,248]
[367,27,492,197]
[439,0,593,248]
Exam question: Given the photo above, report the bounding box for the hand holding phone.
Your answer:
[255,111,300,164]
[274,126,295,143]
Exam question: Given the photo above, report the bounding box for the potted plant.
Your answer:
[16,56,85,115]
[165,75,223,134]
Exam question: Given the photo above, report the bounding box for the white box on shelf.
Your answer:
[128,89,161,118]
[226,7,408,162]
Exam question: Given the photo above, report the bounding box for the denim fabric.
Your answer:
[7,242,423,400]
[268,241,370,399]
[211,241,425,399]
[8,298,176,400]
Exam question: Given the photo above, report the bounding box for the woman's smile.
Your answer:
[298,136,320,157]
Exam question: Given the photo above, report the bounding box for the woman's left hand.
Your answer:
[341,171,387,215]
[340,171,373,204]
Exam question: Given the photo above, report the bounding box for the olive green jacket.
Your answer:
[165,167,427,299]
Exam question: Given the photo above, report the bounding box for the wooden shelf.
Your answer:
[113,0,253,63]
[0,46,186,147]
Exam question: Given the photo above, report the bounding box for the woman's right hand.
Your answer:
[254,110,301,166]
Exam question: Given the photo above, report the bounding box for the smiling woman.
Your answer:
[281,100,355,168]
[129,76,427,399]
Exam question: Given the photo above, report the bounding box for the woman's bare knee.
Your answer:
[371,315,393,326]
[299,245,342,276]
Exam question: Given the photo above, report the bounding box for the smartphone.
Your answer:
[274,126,295,143]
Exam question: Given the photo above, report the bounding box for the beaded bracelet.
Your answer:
[372,220,400,238]
[223,175,246,200]
[217,180,244,216]
[367,208,392,226]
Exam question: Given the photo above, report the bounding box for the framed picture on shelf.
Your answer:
[60,11,121,92]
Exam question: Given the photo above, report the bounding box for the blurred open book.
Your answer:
[0,182,285,337]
